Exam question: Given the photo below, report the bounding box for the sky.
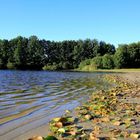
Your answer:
[0,0,140,47]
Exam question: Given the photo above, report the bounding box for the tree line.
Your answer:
[0,36,115,70]
[0,36,139,70]
[79,43,140,70]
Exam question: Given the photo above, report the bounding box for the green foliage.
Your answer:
[78,54,114,70]
[27,36,45,68]
[114,43,140,68]
[0,39,10,68]
[13,36,28,68]
[127,42,140,68]
[114,45,129,68]
[43,63,58,70]
[91,56,103,69]
[79,59,91,70]
[102,54,114,69]
[93,41,115,56]
[0,35,140,70]
[6,62,15,69]
[79,65,97,71]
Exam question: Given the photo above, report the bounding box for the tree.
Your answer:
[102,54,114,69]
[0,39,10,69]
[93,40,115,57]
[13,36,28,68]
[27,36,45,69]
[73,40,84,68]
[92,56,103,69]
[1,35,140,70]
[127,43,140,68]
[114,45,129,68]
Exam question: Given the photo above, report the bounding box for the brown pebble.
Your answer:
[28,136,43,140]
[55,121,63,128]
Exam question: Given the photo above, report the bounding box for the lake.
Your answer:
[0,70,113,140]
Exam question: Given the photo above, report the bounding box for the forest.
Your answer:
[0,36,140,70]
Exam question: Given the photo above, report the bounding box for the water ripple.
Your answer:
[0,70,113,139]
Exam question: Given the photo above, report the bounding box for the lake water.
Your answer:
[0,70,113,139]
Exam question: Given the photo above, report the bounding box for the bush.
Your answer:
[91,56,103,69]
[114,45,128,68]
[7,62,15,69]
[42,63,58,70]
[78,59,91,70]
[102,54,114,69]
[81,65,97,71]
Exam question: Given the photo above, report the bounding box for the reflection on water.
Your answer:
[0,70,112,139]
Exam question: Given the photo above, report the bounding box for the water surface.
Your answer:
[0,70,112,139]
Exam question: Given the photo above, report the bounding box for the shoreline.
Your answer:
[74,68,140,73]
[1,72,140,140]
[28,72,140,140]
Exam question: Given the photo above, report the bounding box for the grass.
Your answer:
[76,66,140,73]
[93,68,140,72]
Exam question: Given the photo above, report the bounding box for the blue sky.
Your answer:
[0,0,140,47]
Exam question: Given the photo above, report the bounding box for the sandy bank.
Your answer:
[120,72,140,84]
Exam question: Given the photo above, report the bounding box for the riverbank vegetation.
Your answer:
[78,43,140,71]
[0,36,139,70]
[0,36,115,70]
